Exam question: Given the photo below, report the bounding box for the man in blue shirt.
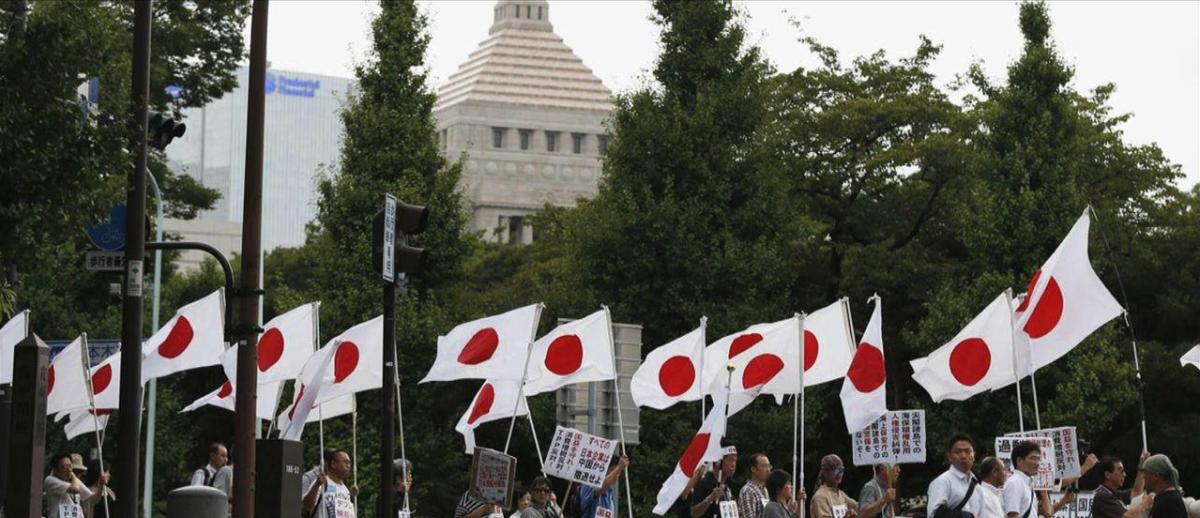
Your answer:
[578,455,630,518]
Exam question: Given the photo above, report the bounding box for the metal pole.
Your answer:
[233,2,269,517]
[379,277,397,518]
[142,170,164,518]
[1030,370,1042,430]
[793,314,805,495]
[1006,289,1026,432]
[504,304,544,453]
[115,2,151,516]
[699,317,707,425]
[81,334,112,518]
[393,351,411,512]
[524,411,548,477]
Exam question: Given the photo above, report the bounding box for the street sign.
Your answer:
[382,194,397,283]
[86,205,128,251]
[85,251,125,272]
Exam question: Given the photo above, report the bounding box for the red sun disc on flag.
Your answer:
[729,333,763,359]
[847,343,886,392]
[678,432,712,475]
[257,328,285,372]
[658,355,696,397]
[949,338,991,386]
[47,365,56,394]
[1024,278,1064,339]
[92,409,112,416]
[288,385,305,420]
[545,335,583,375]
[334,342,360,383]
[468,383,496,425]
[458,328,500,365]
[157,316,195,359]
[743,354,785,388]
[804,330,819,371]
[218,380,234,398]
[92,364,113,394]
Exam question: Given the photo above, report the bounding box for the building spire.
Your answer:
[490,0,552,34]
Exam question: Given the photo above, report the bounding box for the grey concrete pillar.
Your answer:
[167,486,229,518]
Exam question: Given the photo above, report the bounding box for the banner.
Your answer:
[1006,427,1081,479]
[1048,492,1092,518]
[469,447,517,508]
[544,426,617,488]
[851,410,927,466]
[995,436,1057,490]
[719,501,740,518]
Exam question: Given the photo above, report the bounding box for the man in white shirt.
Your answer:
[978,457,1008,518]
[1003,441,1041,518]
[44,453,107,518]
[190,442,232,500]
[303,449,360,518]
[927,433,984,518]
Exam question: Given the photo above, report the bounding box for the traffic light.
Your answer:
[148,112,186,150]
[372,198,430,282]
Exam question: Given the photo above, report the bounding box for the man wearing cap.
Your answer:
[690,444,739,518]
[1143,454,1187,518]
[44,452,108,518]
[811,454,858,518]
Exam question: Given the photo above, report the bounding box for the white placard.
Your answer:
[995,436,1057,490]
[1006,427,1081,479]
[544,426,618,488]
[382,194,397,283]
[1049,492,1092,518]
[851,410,927,466]
[719,500,741,518]
[470,447,517,508]
[832,504,849,518]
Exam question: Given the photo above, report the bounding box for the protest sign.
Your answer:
[544,426,618,488]
[995,436,1057,490]
[851,409,927,466]
[1049,491,1092,518]
[1007,427,1081,479]
[469,447,517,508]
[719,501,740,518]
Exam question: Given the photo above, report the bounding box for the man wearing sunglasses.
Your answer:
[520,476,562,518]
[811,454,859,518]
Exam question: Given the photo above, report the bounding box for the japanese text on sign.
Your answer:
[544,426,617,488]
[1049,492,1092,518]
[851,410,927,466]
[1006,427,1081,479]
[470,447,517,508]
[995,436,1057,490]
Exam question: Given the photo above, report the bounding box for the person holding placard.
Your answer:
[858,463,899,518]
[1092,452,1152,518]
[926,433,984,518]
[978,457,1008,518]
[44,453,108,518]
[302,449,359,518]
[763,469,804,518]
[579,455,630,518]
[691,445,739,518]
[810,454,858,518]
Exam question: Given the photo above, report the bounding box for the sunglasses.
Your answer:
[831,467,845,475]
[533,487,551,493]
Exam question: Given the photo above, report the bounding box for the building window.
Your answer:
[572,133,585,154]
[598,136,610,156]
[492,127,505,148]
[514,5,519,17]
[526,5,531,18]
[546,131,559,152]
[508,216,524,244]
[440,129,448,149]
[538,6,543,20]
[519,129,532,150]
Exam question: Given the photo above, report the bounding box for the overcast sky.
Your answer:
[252,1,1199,187]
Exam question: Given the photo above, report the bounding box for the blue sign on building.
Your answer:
[47,339,120,365]
[265,71,320,98]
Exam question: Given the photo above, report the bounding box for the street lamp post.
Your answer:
[142,170,164,518]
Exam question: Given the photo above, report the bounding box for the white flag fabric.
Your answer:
[523,309,616,396]
[653,392,729,515]
[46,336,91,416]
[142,289,226,383]
[63,408,110,440]
[281,343,336,441]
[311,315,383,404]
[1181,345,1200,372]
[631,324,706,409]
[421,304,541,383]
[90,353,121,410]
[222,302,318,385]
[1014,210,1123,376]
[803,299,857,387]
[454,380,529,453]
[840,298,888,434]
[0,309,30,384]
[181,379,281,420]
[722,316,803,416]
[912,292,1017,402]
[277,384,356,432]
[702,319,794,395]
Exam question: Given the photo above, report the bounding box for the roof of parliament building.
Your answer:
[434,0,613,113]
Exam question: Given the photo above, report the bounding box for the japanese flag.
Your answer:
[0,309,30,384]
[143,289,226,383]
[912,292,1017,402]
[653,392,728,515]
[89,353,121,410]
[719,317,803,416]
[523,309,616,396]
[63,408,111,440]
[276,384,356,433]
[46,336,91,416]
[803,299,857,387]
[701,318,796,396]
[421,304,541,383]
[281,343,336,441]
[223,302,319,385]
[840,297,887,434]
[1181,345,1200,372]
[631,322,706,409]
[308,315,384,404]
[1014,210,1123,376]
[454,380,529,453]
[184,346,282,420]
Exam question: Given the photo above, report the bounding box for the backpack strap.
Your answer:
[954,477,979,512]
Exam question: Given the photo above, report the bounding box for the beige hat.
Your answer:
[70,454,88,472]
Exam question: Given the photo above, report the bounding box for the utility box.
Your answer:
[256,438,303,518]
[555,321,641,444]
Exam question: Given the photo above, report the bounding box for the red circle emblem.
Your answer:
[468,383,496,425]
[847,343,886,392]
[157,316,195,359]
[545,335,584,375]
[729,333,763,359]
[458,328,500,365]
[334,342,360,383]
[949,338,991,386]
[92,364,113,394]
[257,328,285,372]
[658,356,696,397]
[742,354,785,388]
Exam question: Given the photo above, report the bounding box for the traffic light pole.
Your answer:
[115,2,151,517]
[378,277,397,518]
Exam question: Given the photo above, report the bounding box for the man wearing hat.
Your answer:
[811,454,858,518]
[1144,454,1188,518]
[44,452,108,518]
[690,444,739,518]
